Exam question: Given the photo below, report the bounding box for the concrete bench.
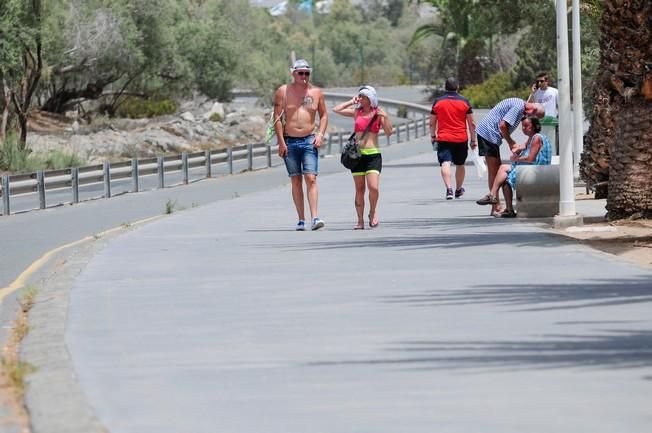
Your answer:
[515,165,560,218]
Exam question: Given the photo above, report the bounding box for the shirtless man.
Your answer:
[273,59,328,231]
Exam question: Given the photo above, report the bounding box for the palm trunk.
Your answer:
[581,0,652,219]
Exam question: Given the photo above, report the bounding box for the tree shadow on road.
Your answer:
[282,227,572,251]
[305,328,652,374]
[378,277,652,312]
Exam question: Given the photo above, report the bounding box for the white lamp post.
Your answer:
[554,0,583,227]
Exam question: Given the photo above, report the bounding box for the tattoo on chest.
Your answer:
[302,96,314,107]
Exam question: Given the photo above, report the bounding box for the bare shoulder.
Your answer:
[310,85,324,98]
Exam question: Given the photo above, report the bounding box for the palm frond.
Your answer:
[409,23,445,46]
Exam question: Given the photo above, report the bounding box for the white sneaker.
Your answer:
[311,217,325,231]
[296,220,306,231]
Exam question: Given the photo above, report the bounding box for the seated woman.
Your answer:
[476,116,552,217]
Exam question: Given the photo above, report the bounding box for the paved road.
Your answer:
[20,143,652,432]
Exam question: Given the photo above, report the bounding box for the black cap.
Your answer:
[445,77,459,91]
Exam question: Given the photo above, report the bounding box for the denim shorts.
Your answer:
[284,135,319,177]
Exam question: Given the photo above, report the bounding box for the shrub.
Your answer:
[0,135,38,174]
[1,135,85,174]
[461,72,530,108]
[43,150,86,170]
[209,112,223,122]
[396,105,408,118]
[116,97,177,119]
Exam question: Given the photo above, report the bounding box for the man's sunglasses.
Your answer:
[536,79,546,83]
[296,71,310,76]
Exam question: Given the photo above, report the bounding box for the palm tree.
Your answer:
[580,0,652,219]
[409,0,476,83]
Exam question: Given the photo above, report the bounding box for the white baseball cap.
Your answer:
[291,59,312,72]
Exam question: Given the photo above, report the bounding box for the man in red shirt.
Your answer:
[430,77,477,199]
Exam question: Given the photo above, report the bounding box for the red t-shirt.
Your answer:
[431,92,473,143]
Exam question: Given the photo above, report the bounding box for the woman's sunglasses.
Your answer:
[296,71,310,76]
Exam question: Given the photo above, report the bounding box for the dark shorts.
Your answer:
[435,141,468,165]
[477,135,500,159]
[351,150,382,176]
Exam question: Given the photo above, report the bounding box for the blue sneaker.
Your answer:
[455,187,465,198]
[296,220,305,231]
[311,217,325,231]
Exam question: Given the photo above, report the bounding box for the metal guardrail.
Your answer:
[0,94,432,216]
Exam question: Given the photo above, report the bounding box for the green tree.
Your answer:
[0,0,43,147]
[409,0,539,85]
[0,0,23,142]
[176,0,238,100]
[511,1,557,89]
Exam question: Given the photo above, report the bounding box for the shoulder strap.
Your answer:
[271,85,287,126]
[359,113,379,140]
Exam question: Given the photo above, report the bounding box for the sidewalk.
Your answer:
[21,150,652,433]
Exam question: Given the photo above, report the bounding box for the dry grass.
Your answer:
[0,285,39,432]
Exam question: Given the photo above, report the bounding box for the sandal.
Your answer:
[354,223,365,230]
[476,194,498,205]
[501,209,517,218]
[368,213,379,228]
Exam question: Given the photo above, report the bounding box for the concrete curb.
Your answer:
[20,234,115,433]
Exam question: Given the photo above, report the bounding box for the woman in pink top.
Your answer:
[333,86,393,229]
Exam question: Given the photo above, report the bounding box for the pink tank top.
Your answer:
[354,109,381,134]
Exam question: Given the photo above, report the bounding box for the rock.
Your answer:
[180,112,196,122]
[203,102,225,121]
[24,97,268,165]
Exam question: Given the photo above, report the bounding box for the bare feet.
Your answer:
[354,222,365,230]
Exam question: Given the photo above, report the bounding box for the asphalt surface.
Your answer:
[18,142,652,433]
[3,86,650,432]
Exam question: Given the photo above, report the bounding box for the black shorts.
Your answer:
[351,151,382,176]
[477,135,500,158]
[435,141,468,166]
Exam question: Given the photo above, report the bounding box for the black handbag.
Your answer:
[340,113,378,169]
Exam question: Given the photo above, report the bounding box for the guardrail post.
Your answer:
[131,158,139,192]
[266,144,272,167]
[71,167,79,203]
[397,125,401,143]
[338,132,343,153]
[247,144,253,171]
[182,152,189,185]
[205,150,212,178]
[406,122,411,141]
[157,156,165,189]
[227,146,233,175]
[2,175,10,216]
[327,134,332,155]
[37,170,46,209]
[103,161,111,198]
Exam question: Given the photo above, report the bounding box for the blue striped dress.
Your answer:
[506,133,553,188]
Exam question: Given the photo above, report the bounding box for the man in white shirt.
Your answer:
[528,72,558,117]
